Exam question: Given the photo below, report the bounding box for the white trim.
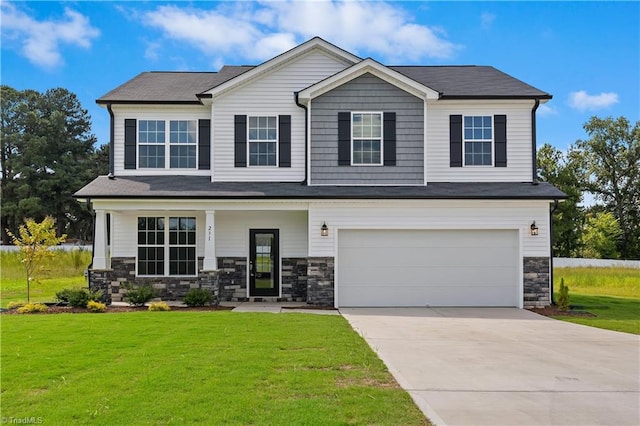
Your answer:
[298,58,440,102]
[202,38,359,100]
[518,227,524,309]
[247,114,279,167]
[462,115,494,167]
[137,119,199,171]
[307,101,312,185]
[424,99,428,186]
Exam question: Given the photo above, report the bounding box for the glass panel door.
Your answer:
[249,229,279,297]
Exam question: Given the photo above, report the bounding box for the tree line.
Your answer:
[1,85,638,259]
[538,116,640,260]
[1,85,107,244]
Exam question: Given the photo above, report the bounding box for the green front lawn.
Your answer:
[552,267,640,334]
[1,312,429,425]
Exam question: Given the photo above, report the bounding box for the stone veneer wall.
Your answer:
[307,257,334,306]
[523,257,551,308]
[282,258,308,301]
[217,257,248,301]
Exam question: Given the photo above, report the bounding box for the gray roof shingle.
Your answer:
[75,176,566,200]
[390,66,551,99]
[96,66,253,104]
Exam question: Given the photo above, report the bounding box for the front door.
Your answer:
[249,229,279,297]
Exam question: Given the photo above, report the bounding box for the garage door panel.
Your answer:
[338,229,519,307]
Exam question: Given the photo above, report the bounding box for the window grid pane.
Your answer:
[137,216,164,276]
[464,115,492,166]
[168,217,196,276]
[169,120,196,169]
[138,120,166,168]
[248,116,277,166]
[352,113,382,165]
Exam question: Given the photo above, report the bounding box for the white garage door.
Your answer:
[337,229,519,307]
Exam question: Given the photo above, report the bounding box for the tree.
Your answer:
[537,144,585,257]
[1,86,102,243]
[6,216,67,302]
[581,212,622,259]
[575,116,640,259]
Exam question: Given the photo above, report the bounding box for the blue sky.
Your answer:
[2,1,638,152]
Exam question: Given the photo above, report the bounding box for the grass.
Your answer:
[0,250,92,308]
[552,267,640,334]
[1,312,429,425]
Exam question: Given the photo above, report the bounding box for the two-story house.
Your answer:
[75,37,565,308]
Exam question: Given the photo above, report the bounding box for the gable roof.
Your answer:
[390,66,551,100]
[96,66,253,105]
[95,37,551,104]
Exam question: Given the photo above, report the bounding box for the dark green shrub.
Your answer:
[123,283,156,307]
[64,287,103,308]
[183,288,213,307]
[558,278,570,311]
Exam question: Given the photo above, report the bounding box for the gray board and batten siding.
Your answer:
[310,73,424,185]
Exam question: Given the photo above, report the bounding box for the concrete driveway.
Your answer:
[340,308,639,426]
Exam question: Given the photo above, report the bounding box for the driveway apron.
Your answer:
[340,308,640,426]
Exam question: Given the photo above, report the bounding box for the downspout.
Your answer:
[294,92,308,185]
[549,199,559,305]
[531,98,540,185]
[106,103,115,178]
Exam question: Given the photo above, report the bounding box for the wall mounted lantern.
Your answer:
[321,222,329,237]
[530,221,539,236]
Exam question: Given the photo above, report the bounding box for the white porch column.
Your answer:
[93,209,108,269]
[203,210,217,271]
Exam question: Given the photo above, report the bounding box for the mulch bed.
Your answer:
[528,305,596,318]
[2,305,234,315]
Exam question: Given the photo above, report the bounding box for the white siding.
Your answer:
[426,100,535,182]
[111,211,206,258]
[111,105,211,176]
[215,211,308,257]
[111,209,307,259]
[308,199,550,258]
[212,50,350,182]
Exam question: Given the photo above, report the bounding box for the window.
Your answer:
[137,216,196,276]
[169,120,197,168]
[352,112,382,165]
[248,116,277,166]
[139,120,165,168]
[137,120,197,169]
[464,116,492,166]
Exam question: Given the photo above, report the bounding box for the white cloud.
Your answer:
[568,90,619,111]
[141,1,460,64]
[537,103,558,116]
[481,12,496,29]
[0,2,100,68]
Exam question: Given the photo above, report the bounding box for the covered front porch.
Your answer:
[88,201,334,306]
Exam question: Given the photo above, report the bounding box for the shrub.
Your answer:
[16,303,48,314]
[7,301,27,310]
[148,302,171,311]
[63,288,104,308]
[123,283,156,307]
[558,278,570,311]
[183,288,213,307]
[87,300,107,313]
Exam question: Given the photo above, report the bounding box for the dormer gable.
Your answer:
[198,37,360,103]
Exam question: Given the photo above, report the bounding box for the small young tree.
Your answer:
[557,278,570,311]
[6,216,66,302]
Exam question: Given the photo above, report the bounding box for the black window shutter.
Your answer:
[383,112,396,166]
[449,115,462,167]
[124,119,137,169]
[234,115,247,167]
[338,112,351,166]
[279,115,291,167]
[494,115,507,167]
[198,119,211,170]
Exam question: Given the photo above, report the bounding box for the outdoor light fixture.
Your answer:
[321,222,329,237]
[530,221,539,236]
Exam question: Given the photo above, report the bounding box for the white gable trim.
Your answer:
[297,58,441,103]
[200,37,359,101]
